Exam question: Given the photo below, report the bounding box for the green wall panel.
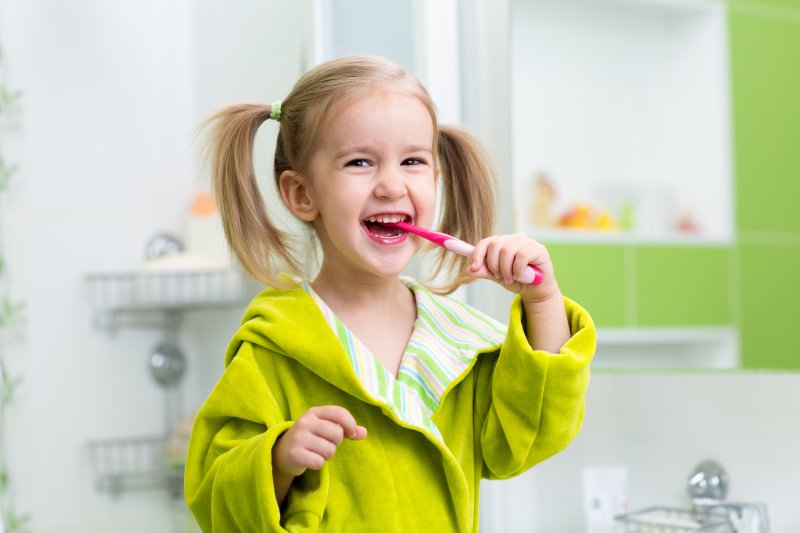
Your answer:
[634,246,732,326]
[730,10,800,233]
[730,0,800,10]
[546,244,626,327]
[739,243,800,369]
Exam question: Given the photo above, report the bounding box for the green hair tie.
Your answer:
[270,100,282,121]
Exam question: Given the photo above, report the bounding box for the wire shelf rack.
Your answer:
[87,435,185,499]
[83,269,257,498]
[85,269,261,329]
[616,506,733,533]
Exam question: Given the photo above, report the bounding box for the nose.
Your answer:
[374,167,408,199]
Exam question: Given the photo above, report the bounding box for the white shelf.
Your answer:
[599,326,733,344]
[595,326,738,369]
[523,226,733,246]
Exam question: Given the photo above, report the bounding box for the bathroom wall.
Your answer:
[6,1,195,531]
[3,1,303,531]
[481,371,800,532]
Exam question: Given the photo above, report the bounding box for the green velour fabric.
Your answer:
[185,280,595,532]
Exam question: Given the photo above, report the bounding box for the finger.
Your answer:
[505,241,535,284]
[310,405,362,439]
[511,246,531,282]
[466,261,493,280]
[499,245,520,285]
[469,238,490,273]
[306,434,339,461]
[483,239,503,280]
[293,448,327,471]
[466,241,506,282]
[311,419,346,446]
[514,242,546,282]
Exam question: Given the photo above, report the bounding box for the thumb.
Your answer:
[349,425,368,440]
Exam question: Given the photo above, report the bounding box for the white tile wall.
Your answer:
[481,371,800,532]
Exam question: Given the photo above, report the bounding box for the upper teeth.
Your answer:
[365,215,405,223]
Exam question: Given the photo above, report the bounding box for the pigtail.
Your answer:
[432,125,498,294]
[201,103,301,287]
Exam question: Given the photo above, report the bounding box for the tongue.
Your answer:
[366,221,401,238]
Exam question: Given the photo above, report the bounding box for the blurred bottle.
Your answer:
[532,171,555,227]
[184,191,231,269]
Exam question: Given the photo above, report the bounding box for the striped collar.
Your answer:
[301,278,506,440]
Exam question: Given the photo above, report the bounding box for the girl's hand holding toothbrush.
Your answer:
[467,233,557,302]
[469,234,570,352]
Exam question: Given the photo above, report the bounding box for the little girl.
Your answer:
[185,55,595,532]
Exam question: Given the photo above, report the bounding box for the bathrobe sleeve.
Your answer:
[184,342,328,532]
[477,296,595,479]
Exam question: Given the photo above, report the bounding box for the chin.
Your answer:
[372,258,413,278]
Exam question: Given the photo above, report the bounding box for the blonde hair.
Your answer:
[202,55,496,294]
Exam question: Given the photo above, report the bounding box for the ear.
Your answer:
[279,170,318,222]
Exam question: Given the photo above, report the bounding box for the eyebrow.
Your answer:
[334,144,433,159]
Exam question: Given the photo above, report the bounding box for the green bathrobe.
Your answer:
[185,279,595,532]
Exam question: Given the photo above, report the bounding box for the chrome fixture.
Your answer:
[688,459,729,500]
[688,460,769,533]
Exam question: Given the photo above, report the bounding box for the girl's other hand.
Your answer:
[467,233,559,303]
[273,405,367,478]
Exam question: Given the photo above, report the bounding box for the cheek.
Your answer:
[415,181,439,223]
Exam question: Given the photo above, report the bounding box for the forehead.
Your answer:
[321,88,435,145]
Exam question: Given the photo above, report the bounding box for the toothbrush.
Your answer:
[384,220,544,285]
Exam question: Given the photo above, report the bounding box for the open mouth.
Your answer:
[363,214,410,239]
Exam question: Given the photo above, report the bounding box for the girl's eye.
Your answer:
[402,158,425,166]
[347,159,371,167]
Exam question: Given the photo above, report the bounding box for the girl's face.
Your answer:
[304,89,438,283]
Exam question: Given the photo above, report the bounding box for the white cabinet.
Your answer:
[464,0,734,245]
[458,0,737,369]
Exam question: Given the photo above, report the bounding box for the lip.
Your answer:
[361,224,410,245]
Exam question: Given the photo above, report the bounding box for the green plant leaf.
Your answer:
[0,84,23,116]
[0,33,30,533]
[2,509,33,533]
[2,376,23,406]
[0,358,22,405]
[0,298,25,327]
[0,154,20,193]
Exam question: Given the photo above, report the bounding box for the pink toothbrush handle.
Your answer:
[443,239,544,285]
